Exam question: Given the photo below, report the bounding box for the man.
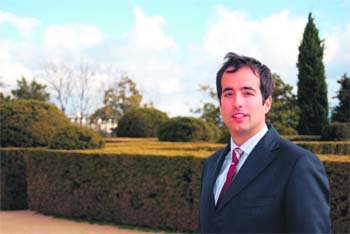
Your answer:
[198,52,330,233]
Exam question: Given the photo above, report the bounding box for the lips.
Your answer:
[232,113,248,119]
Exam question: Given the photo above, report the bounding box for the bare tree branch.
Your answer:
[39,62,74,114]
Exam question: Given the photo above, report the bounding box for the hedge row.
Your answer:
[295,141,350,155]
[0,149,201,232]
[101,138,350,156]
[321,157,350,233]
[0,149,349,233]
[0,150,27,210]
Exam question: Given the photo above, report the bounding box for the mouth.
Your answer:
[231,113,248,119]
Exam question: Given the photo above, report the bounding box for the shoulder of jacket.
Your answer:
[278,137,317,161]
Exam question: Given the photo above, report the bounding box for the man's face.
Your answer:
[220,66,271,145]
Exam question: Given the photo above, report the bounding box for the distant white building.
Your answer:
[68,113,117,135]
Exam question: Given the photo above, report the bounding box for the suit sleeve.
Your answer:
[285,151,331,233]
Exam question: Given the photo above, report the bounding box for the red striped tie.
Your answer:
[217,147,243,205]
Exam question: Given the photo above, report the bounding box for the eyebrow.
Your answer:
[242,86,256,92]
[222,86,256,93]
[222,87,233,92]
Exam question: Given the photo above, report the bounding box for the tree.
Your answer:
[331,73,349,122]
[91,76,142,122]
[39,62,74,113]
[191,85,223,127]
[11,76,50,101]
[0,80,11,102]
[72,61,96,125]
[296,13,328,135]
[116,107,168,137]
[0,93,11,102]
[0,99,70,147]
[267,74,300,135]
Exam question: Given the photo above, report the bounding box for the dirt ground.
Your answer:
[0,210,163,234]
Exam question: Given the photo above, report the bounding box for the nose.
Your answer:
[232,93,243,108]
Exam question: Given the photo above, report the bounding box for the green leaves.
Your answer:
[332,74,350,122]
[11,76,50,102]
[267,74,299,135]
[297,13,328,135]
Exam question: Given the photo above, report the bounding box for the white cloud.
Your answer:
[0,40,38,90]
[44,24,104,51]
[322,21,350,107]
[202,8,349,110]
[0,10,40,37]
[124,7,177,51]
[0,60,34,93]
[203,8,306,86]
[39,24,105,66]
[0,7,347,116]
[106,8,186,116]
[324,22,350,63]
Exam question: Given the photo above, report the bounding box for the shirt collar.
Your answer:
[230,124,268,155]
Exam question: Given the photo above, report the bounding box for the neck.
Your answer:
[230,124,267,146]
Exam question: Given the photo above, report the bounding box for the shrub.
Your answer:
[0,150,27,210]
[321,122,350,140]
[204,122,222,142]
[284,135,321,141]
[49,125,104,149]
[116,108,168,137]
[2,149,348,233]
[0,99,70,147]
[158,117,212,142]
[218,127,231,143]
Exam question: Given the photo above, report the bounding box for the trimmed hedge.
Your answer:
[0,150,27,210]
[204,122,222,143]
[0,148,349,233]
[322,158,350,233]
[49,125,104,149]
[116,108,168,137]
[0,99,70,147]
[284,135,321,141]
[321,122,350,140]
[158,117,213,142]
[26,151,201,232]
[295,141,350,155]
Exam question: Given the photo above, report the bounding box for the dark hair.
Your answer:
[216,52,274,104]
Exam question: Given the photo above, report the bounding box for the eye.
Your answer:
[244,91,254,96]
[223,92,232,97]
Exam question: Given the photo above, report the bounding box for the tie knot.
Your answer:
[232,147,243,164]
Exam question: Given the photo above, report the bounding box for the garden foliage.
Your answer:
[0,146,348,233]
[0,99,70,147]
[116,107,168,137]
[158,117,216,142]
[321,122,350,141]
[49,125,104,149]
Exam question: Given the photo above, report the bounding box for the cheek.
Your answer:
[220,100,230,111]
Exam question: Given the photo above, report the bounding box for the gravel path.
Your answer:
[0,210,162,234]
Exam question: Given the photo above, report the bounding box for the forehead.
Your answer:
[222,66,261,86]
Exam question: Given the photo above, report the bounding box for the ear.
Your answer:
[263,96,272,114]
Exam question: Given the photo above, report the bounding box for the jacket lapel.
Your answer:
[208,143,231,210]
[216,126,281,211]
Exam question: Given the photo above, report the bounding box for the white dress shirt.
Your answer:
[213,124,268,204]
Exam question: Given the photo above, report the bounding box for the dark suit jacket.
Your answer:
[199,126,330,233]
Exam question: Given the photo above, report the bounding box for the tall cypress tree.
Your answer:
[331,73,350,122]
[297,13,328,135]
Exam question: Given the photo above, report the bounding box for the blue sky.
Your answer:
[0,0,349,116]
